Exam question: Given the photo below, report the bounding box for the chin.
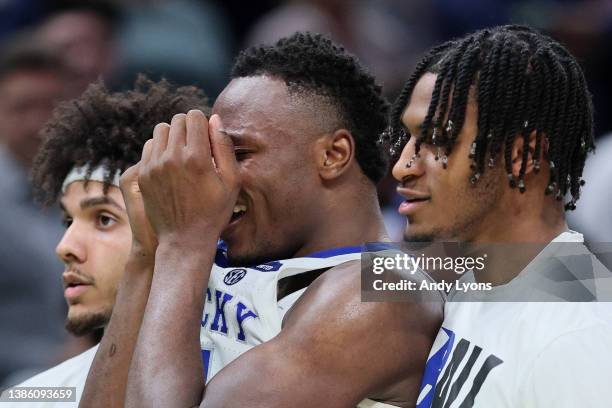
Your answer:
[65,306,111,336]
[227,245,287,268]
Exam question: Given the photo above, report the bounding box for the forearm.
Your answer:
[126,238,217,408]
[80,250,153,407]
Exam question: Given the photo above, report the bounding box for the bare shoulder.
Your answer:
[203,260,444,407]
[280,260,444,405]
[285,259,443,333]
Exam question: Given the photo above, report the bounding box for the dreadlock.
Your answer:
[31,75,210,206]
[385,25,594,210]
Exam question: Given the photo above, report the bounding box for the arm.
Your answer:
[130,255,442,407]
[80,144,158,407]
[125,111,239,407]
[79,251,153,407]
[200,262,443,408]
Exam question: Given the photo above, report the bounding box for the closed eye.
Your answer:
[234,147,253,161]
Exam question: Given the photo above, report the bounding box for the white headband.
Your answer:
[61,164,121,193]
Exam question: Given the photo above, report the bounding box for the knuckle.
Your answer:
[183,150,203,170]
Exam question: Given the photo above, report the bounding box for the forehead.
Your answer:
[61,180,125,209]
[401,73,437,129]
[212,75,328,145]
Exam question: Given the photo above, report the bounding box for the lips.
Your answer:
[396,187,431,215]
[62,271,93,300]
[224,199,248,237]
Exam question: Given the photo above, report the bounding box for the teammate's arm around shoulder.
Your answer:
[201,261,443,408]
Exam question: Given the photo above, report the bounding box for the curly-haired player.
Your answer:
[389,25,612,407]
[10,77,209,407]
[81,32,443,408]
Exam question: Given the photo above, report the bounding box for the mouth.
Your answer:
[63,272,93,300]
[225,202,247,234]
[397,187,431,215]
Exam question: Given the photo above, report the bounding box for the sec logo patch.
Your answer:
[224,268,247,285]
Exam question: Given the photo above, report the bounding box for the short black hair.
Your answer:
[387,25,594,210]
[31,75,210,206]
[231,32,390,183]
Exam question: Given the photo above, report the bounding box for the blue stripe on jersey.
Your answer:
[416,327,455,408]
[305,245,363,258]
[201,348,212,383]
[306,243,396,258]
[214,242,397,267]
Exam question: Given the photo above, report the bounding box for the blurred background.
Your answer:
[0,0,610,386]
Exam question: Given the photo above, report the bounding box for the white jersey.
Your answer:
[200,245,396,408]
[417,231,612,408]
[1,345,98,407]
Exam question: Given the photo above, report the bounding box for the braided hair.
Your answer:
[385,25,594,210]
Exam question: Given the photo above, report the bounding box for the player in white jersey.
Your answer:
[388,25,612,407]
[0,78,210,407]
[82,33,443,407]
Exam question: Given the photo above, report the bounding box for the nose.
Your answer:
[392,136,425,183]
[56,222,87,265]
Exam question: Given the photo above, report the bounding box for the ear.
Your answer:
[511,130,543,177]
[314,129,355,181]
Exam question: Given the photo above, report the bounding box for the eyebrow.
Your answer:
[219,129,252,145]
[79,196,125,212]
[59,195,125,216]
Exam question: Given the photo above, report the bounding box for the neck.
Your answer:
[470,192,567,244]
[294,184,389,257]
[468,197,568,285]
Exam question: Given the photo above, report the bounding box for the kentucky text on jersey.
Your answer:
[201,287,258,342]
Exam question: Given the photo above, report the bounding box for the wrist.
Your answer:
[157,227,221,253]
[156,233,219,261]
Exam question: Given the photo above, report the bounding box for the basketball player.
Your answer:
[5,77,209,407]
[388,25,612,407]
[81,33,443,408]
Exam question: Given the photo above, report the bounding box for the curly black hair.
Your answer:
[31,75,210,206]
[386,25,594,211]
[231,32,390,183]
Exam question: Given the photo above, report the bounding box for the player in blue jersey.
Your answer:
[81,32,444,407]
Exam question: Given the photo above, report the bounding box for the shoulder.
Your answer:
[287,259,443,330]
[278,260,443,402]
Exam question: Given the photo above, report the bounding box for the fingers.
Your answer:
[186,109,210,156]
[209,114,238,183]
[141,139,153,164]
[167,113,187,156]
[151,123,169,160]
[119,163,142,212]
[119,163,139,195]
